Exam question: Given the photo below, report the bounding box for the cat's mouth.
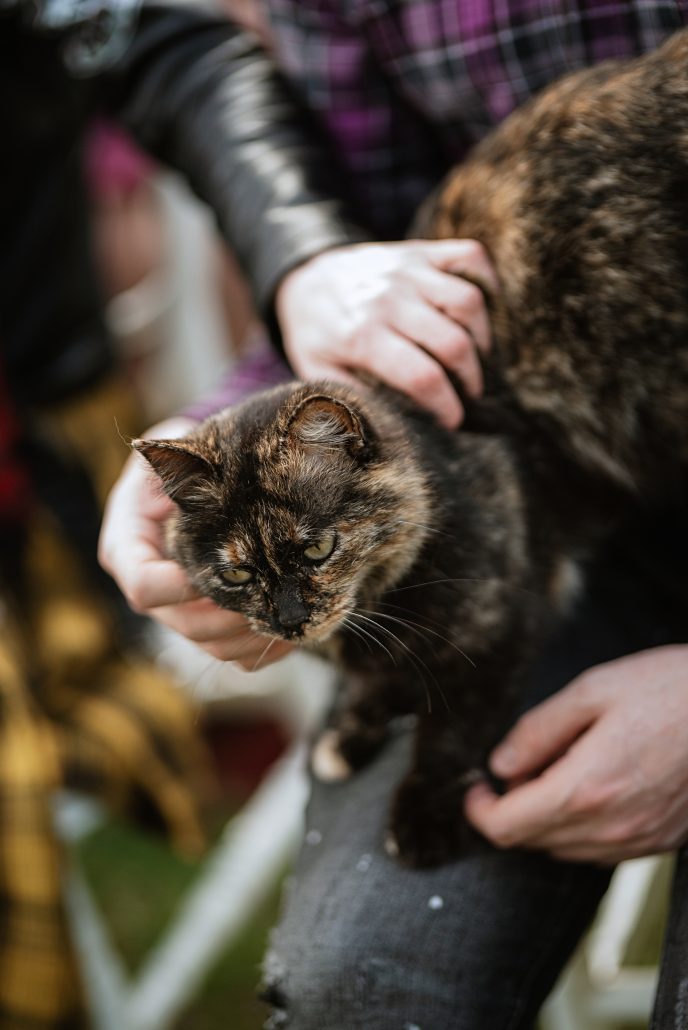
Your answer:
[255,606,348,646]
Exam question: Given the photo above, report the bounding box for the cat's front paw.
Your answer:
[311,730,354,782]
[386,775,480,868]
[311,719,389,782]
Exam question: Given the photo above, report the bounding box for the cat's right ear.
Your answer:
[285,395,373,457]
[133,439,217,508]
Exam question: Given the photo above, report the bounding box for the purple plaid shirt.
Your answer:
[195,0,688,415]
[267,0,688,237]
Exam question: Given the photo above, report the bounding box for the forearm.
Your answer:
[102,2,369,317]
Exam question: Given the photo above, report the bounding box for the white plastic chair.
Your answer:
[56,650,334,1030]
[541,855,671,1030]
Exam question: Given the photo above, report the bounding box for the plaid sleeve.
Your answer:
[267,0,448,238]
[182,332,292,422]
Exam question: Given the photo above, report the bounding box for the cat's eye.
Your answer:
[303,531,337,563]
[221,567,254,586]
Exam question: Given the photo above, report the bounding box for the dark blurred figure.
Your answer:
[0,1,358,1022]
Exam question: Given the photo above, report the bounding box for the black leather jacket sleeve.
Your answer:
[99,2,370,318]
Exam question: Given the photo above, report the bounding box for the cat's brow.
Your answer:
[219,535,253,566]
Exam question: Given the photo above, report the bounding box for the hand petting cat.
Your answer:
[465,646,688,863]
[98,416,294,670]
[99,235,495,668]
[276,238,498,429]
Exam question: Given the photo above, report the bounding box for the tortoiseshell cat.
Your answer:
[136,32,688,867]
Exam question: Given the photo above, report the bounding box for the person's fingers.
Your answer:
[150,596,252,643]
[151,594,295,667]
[111,547,201,612]
[489,679,601,780]
[412,265,492,355]
[384,293,484,396]
[412,238,500,295]
[346,325,464,427]
[204,632,294,669]
[464,762,577,847]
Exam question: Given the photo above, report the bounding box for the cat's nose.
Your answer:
[274,588,309,633]
[278,608,309,632]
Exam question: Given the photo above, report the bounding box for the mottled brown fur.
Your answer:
[137,32,688,867]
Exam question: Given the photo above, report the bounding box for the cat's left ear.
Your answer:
[286,395,373,456]
[133,438,218,508]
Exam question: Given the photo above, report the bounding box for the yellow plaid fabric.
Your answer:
[0,377,213,1028]
[0,648,83,1029]
[0,586,212,1030]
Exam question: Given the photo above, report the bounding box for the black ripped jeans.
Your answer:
[263,498,688,1030]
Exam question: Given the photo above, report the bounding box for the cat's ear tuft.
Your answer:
[133,439,217,507]
[286,395,371,455]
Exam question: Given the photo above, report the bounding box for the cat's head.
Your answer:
[134,383,431,645]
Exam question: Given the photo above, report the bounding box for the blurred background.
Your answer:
[0,100,333,1029]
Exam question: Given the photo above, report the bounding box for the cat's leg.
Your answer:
[385,710,488,866]
[312,672,418,782]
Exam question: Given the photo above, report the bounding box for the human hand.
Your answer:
[276,239,498,429]
[98,417,294,670]
[465,645,688,863]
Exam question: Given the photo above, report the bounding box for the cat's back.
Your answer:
[424,30,688,489]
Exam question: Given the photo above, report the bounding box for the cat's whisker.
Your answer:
[364,606,476,668]
[340,615,375,654]
[377,599,471,635]
[357,608,463,714]
[390,574,539,601]
[251,636,278,673]
[390,576,480,594]
[358,610,455,714]
[396,519,455,540]
[343,610,397,664]
[351,610,450,715]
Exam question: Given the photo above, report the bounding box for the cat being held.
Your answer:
[136,31,688,867]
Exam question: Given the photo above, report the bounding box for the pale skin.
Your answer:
[464,646,688,863]
[99,240,688,864]
[276,239,498,430]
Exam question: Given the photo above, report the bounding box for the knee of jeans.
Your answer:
[261,939,368,1028]
[261,934,437,1030]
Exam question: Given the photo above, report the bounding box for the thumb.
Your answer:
[490,678,600,780]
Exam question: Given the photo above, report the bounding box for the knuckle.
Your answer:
[461,238,489,266]
[180,623,206,644]
[407,363,446,396]
[565,785,593,816]
[459,281,484,314]
[350,324,379,359]
[203,642,227,662]
[375,290,401,322]
[126,580,150,614]
[511,710,542,751]
[489,825,516,849]
[567,780,614,817]
[443,328,471,360]
[571,670,600,708]
[599,820,636,847]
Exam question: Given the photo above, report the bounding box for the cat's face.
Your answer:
[136,386,430,645]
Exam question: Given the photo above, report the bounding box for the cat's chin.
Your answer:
[249,620,340,647]
[281,608,353,647]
